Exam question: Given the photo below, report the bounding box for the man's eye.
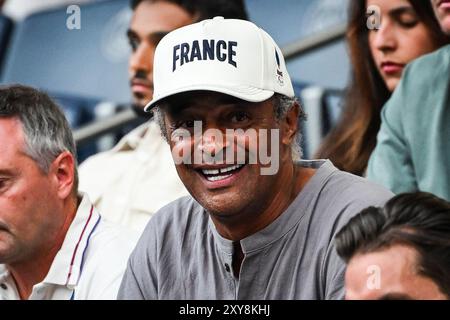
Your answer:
[128,37,139,52]
[230,112,250,123]
[182,120,196,128]
[0,179,8,191]
[171,120,196,129]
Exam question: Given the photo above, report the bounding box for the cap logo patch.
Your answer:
[275,48,284,86]
[173,40,238,72]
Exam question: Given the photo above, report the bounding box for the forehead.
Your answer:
[0,117,27,163]
[130,1,194,35]
[162,91,266,114]
[366,0,412,11]
[349,245,418,276]
[345,245,419,297]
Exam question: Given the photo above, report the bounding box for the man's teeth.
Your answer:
[220,164,243,173]
[201,164,244,181]
[202,168,220,175]
[206,174,233,182]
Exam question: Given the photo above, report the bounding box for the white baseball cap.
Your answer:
[144,17,294,112]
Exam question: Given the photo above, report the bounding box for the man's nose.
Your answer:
[129,43,154,74]
[197,129,231,158]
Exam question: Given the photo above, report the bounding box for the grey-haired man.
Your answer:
[0,85,137,300]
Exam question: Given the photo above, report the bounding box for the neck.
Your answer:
[7,197,78,300]
[212,162,316,241]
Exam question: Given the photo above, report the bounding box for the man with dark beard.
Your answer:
[79,0,248,234]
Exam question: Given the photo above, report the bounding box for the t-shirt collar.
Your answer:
[209,160,338,254]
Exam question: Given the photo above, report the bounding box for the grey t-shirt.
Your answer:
[118,160,393,300]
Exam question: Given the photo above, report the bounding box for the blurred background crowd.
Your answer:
[0,0,351,161]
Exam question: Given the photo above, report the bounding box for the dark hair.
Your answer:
[335,192,450,298]
[0,84,78,193]
[315,0,450,176]
[130,0,248,21]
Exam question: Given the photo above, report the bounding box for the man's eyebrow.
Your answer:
[0,169,15,176]
[378,293,414,300]
[169,105,197,118]
[217,96,249,105]
[148,31,169,43]
[126,29,137,39]
[171,98,250,113]
[126,29,169,43]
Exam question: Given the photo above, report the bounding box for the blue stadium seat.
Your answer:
[50,93,98,129]
[0,14,13,74]
[0,0,131,104]
[50,92,100,162]
[291,81,344,159]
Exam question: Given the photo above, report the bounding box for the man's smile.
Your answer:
[194,163,247,189]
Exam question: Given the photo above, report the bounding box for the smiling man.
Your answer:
[79,0,248,233]
[117,18,393,300]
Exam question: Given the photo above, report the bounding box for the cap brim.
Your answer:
[143,84,275,112]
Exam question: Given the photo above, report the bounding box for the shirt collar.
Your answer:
[42,193,101,288]
[209,160,337,254]
[113,120,163,152]
[0,265,9,283]
[112,123,149,151]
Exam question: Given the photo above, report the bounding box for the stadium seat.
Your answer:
[50,92,101,162]
[0,0,133,160]
[0,0,131,104]
[290,81,343,159]
[0,14,13,75]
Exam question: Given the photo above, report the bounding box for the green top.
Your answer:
[368,45,450,201]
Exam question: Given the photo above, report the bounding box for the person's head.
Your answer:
[0,85,78,265]
[145,18,304,219]
[336,192,450,300]
[431,0,450,34]
[366,0,449,91]
[315,0,449,175]
[127,0,248,112]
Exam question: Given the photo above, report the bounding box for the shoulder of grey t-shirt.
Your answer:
[306,166,393,300]
[314,167,393,235]
[117,196,205,299]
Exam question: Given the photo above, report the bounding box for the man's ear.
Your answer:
[281,102,300,146]
[50,151,76,200]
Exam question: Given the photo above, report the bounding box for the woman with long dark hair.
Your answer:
[316,0,450,176]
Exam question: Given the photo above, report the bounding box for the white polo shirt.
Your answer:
[0,194,139,300]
